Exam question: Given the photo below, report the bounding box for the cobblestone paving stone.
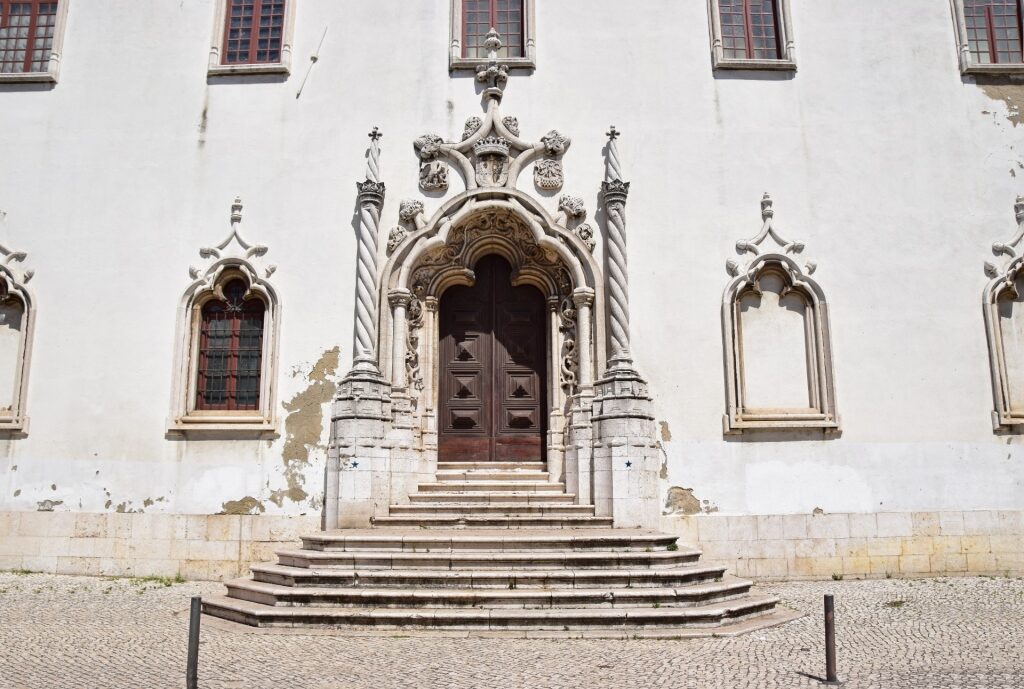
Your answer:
[1,572,1022,688]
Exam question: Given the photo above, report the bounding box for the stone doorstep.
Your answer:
[201,593,781,629]
[436,470,552,481]
[436,462,546,471]
[408,491,578,504]
[201,607,804,639]
[370,516,615,528]
[417,481,566,492]
[248,563,729,589]
[273,549,702,570]
[223,576,753,609]
[387,504,596,515]
[299,531,681,553]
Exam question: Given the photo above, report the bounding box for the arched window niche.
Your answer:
[982,196,1024,431]
[722,194,839,435]
[0,244,36,432]
[169,199,280,434]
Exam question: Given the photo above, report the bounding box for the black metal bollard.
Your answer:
[824,594,838,684]
[187,596,201,689]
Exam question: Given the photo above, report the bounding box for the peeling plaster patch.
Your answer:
[49,484,56,491]
[977,78,1024,126]
[659,421,672,442]
[36,499,63,511]
[663,487,702,515]
[143,498,154,508]
[221,496,266,515]
[700,499,719,514]
[104,500,112,509]
[812,506,825,516]
[10,465,15,471]
[13,489,20,496]
[270,347,340,507]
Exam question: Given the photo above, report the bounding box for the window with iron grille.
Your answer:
[718,0,782,60]
[196,280,266,411]
[221,0,286,65]
[462,0,524,59]
[0,1,57,74]
[963,0,1024,65]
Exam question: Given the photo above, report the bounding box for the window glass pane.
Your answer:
[462,0,524,59]
[719,0,781,60]
[196,280,265,411]
[0,1,56,74]
[965,0,1024,64]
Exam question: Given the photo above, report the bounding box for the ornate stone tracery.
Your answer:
[983,196,1024,431]
[721,193,839,434]
[0,217,35,432]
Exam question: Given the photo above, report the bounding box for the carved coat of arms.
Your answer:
[473,136,511,187]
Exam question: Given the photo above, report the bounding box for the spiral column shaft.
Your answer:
[354,128,385,366]
[602,127,631,366]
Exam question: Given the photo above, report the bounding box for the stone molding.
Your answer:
[706,0,797,72]
[168,198,280,434]
[721,194,839,434]
[0,0,70,84]
[949,0,1024,75]
[983,196,1024,431]
[207,0,297,77]
[449,0,537,72]
[0,221,36,433]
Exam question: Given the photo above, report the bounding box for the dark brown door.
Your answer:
[439,255,547,463]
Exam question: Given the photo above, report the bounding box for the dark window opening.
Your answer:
[462,0,524,59]
[719,0,783,61]
[196,279,266,411]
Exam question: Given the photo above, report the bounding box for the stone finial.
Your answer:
[761,192,774,220]
[475,28,510,99]
[604,126,624,184]
[366,127,382,184]
[230,197,243,224]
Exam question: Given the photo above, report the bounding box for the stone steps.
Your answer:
[248,562,730,589]
[274,548,699,570]
[388,503,596,516]
[417,481,566,493]
[202,464,789,635]
[371,515,614,529]
[202,593,781,631]
[223,576,754,609]
[408,491,577,504]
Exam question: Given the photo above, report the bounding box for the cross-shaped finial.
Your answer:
[606,126,621,141]
[368,126,382,142]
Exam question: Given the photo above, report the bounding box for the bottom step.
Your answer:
[202,594,780,631]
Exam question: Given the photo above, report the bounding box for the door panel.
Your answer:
[439,255,547,463]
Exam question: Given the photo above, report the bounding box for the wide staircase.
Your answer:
[202,462,794,636]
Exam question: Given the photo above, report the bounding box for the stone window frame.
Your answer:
[0,243,35,432]
[168,199,281,435]
[707,0,797,71]
[449,0,536,72]
[982,196,1024,431]
[951,0,1024,74]
[207,0,296,78]
[0,0,70,84]
[721,194,839,434]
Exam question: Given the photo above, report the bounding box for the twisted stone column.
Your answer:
[354,127,385,370]
[601,126,632,370]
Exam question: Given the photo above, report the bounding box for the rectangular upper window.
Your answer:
[965,0,1023,64]
[953,0,1024,73]
[450,0,536,71]
[208,0,295,77]
[708,0,796,71]
[463,0,524,59]
[0,0,67,83]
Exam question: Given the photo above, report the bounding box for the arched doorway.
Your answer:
[438,255,548,463]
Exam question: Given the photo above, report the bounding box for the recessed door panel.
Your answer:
[439,255,547,463]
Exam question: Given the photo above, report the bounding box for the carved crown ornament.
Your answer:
[726,193,817,280]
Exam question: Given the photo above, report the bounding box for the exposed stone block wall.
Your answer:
[662,510,1024,579]
[0,512,319,581]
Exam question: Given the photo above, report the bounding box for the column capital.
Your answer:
[601,179,630,206]
[388,288,413,308]
[572,287,595,308]
[423,295,439,312]
[357,180,386,208]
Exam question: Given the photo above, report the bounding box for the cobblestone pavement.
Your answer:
[1,572,1022,689]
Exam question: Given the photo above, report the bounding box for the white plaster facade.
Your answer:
[1,0,1023,578]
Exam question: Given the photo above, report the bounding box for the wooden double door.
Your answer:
[438,255,548,463]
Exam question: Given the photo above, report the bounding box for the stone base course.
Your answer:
[662,509,1024,580]
[0,512,319,581]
